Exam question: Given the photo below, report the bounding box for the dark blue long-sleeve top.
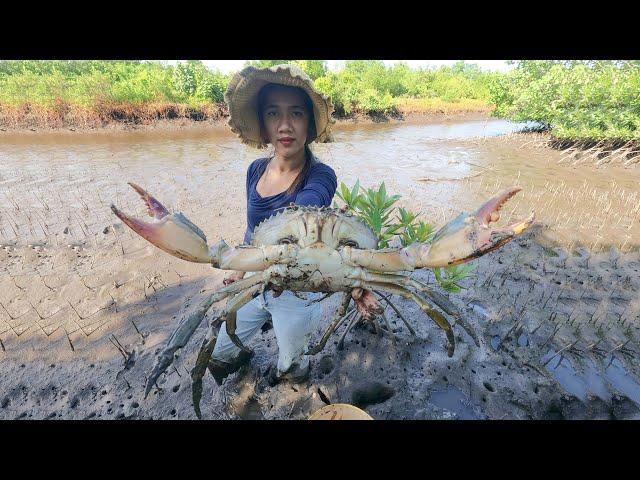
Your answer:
[243,156,338,244]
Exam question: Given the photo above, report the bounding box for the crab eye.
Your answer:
[278,236,298,245]
[339,239,359,248]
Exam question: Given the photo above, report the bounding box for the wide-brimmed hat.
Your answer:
[224,64,334,149]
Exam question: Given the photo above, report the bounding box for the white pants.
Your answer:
[212,290,324,375]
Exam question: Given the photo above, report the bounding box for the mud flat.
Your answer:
[1,119,638,420]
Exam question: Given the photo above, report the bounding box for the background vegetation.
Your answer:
[1,59,637,142]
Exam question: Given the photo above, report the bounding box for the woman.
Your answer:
[208,64,337,385]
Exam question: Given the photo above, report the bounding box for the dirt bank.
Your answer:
[0,101,491,135]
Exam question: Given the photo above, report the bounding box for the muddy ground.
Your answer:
[1,121,639,420]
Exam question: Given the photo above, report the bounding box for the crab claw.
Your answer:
[352,288,383,320]
[421,187,535,267]
[340,187,534,272]
[128,182,170,219]
[110,183,213,263]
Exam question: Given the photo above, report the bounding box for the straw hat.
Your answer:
[308,403,373,420]
[224,63,334,149]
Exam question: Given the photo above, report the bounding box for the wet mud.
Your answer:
[1,117,638,419]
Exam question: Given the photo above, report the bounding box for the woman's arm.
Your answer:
[225,159,262,284]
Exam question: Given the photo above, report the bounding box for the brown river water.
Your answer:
[2,116,637,252]
[1,117,639,419]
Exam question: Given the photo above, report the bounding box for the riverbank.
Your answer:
[0,101,493,134]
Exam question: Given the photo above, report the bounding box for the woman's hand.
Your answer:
[223,270,246,286]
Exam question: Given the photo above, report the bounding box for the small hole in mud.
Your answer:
[483,382,495,392]
[119,404,124,408]
[447,365,451,370]
[501,361,507,367]
[442,376,448,382]
[49,364,55,368]
[172,385,180,393]
[471,369,476,374]
[132,402,139,408]
[106,400,111,404]
[107,408,113,414]
[497,371,502,376]
[482,397,487,403]
[89,364,95,368]
[170,409,177,416]
[127,394,133,400]
[20,364,25,368]
[534,386,539,394]
[101,390,107,395]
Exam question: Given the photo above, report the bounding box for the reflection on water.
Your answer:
[429,385,484,420]
[544,350,640,407]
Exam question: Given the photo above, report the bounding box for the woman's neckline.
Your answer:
[254,157,305,200]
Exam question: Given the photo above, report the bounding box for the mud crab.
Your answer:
[111,183,534,417]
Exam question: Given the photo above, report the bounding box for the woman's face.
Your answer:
[261,86,310,160]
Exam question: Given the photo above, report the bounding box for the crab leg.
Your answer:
[342,187,534,271]
[144,273,265,398]
[349,271,461,319]
[374,291,416,336]
[111,183,297,269]
[360,281,456,357]
[191,284,261,419]
[338,311,361,350]
[306,292,352,355]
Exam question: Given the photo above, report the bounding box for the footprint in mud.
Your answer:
[351,381,395,408]
[483,381,495,393]
[236,397,264,420]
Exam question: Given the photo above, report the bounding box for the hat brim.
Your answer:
[224,64,334,149]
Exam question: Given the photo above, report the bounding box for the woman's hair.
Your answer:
[257,83,318,195]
